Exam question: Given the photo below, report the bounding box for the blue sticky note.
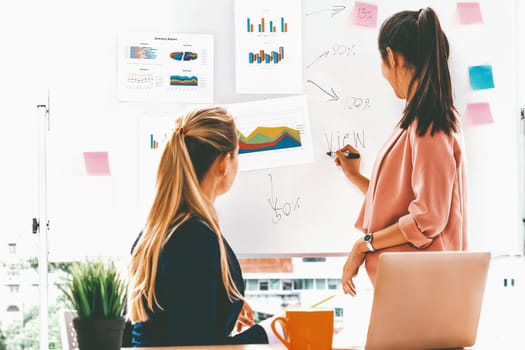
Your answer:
[468,65,495,90]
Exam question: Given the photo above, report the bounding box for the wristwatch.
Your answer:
[364,234,375,252]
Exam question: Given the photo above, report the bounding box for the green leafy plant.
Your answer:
[59,259,127,319]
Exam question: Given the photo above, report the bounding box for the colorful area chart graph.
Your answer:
[170,75,198,86]
[238,126,301,154]
[227,95,313,171]
[249,47,284,64]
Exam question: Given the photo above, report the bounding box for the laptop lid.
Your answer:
[365,251,490,350]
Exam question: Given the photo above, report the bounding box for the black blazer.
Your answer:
[131,217,268,347]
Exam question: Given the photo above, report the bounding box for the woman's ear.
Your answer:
[387,48,409,69]
[386,47,396,68]
[218,153,230,176]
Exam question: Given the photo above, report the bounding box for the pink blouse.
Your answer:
[355,123,468,283]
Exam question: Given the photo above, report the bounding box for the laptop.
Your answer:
[363,251,491,350]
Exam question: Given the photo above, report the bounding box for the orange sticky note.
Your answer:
[465,102,493,125]
[353,1,378,28]
[457,2,483,25]
[83,151,111,176]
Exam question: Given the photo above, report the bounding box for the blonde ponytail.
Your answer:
[127,106,242,323]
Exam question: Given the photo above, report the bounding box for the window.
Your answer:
[315,278,326,290]
[327,278,340,290]
[335,307,344,318]
[258,280,269,291]
[245,279,258,291]
[303,279,314,290]
[282,280,292,291]
[270,279,280,290]
[0,241,40,349]
[293,279,303,290]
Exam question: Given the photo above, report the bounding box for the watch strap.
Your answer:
[364,234,375,252]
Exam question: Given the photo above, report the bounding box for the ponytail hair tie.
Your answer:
[176,126,187,136]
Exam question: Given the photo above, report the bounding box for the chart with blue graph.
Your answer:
[238,126,301,154]
[170,75,199,86]
[248,47,285,64]
[118,32,214,102]
[235,0,302,94]
[246,16,288,32]
[228,95,313,171]
[129,46,158,59]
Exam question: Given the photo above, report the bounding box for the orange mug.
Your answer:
[271,308,334,350]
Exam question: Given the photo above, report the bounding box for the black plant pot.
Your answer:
[73,317,126,350]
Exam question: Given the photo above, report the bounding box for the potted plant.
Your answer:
[59,259,127,350]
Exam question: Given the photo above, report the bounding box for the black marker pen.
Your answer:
[326,151,360,159]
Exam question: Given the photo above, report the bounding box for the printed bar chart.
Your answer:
[130,46,158,59]
[149,133,169,149]
[150,134,158,149]
[247,17,288,32]
[248,47,284,64]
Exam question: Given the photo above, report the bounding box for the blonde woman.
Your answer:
[127,107,271,346]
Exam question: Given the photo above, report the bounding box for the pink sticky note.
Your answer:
[465,102,493,125]
[83,151,111,176]
[353,1,378,28]
[457,2,483,24]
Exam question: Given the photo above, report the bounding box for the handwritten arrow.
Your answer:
[267,174,278,210]
[306,50,330,69]
[306,5,346,18]
[306,80,340,102]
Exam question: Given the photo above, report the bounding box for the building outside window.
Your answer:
[293,279,303,290]
[1,244,354,349]
[282,280,293,291]
[315,278,326,290]
[304,278,314,290]
[240,257,352,332]
[245,279,258,291]
[258,280,269,291]
[270,279,280,290]
[328,278,340,290]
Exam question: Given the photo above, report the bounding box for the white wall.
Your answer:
[0,0,523,259]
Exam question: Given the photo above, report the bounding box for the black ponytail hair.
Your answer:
[378,7,458,136]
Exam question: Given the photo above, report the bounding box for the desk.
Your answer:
[120,258,525,350]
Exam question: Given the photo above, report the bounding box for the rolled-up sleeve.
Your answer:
[398,129,457,248]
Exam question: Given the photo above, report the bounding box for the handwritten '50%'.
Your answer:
[267,174,301,224]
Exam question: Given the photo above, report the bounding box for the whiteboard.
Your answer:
[215,0,522,256]
[11,0,520,259]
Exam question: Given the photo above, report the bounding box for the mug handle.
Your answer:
[271,316,289,348]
